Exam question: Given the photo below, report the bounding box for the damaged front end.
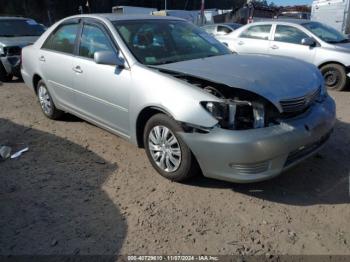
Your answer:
[161,71,281,131]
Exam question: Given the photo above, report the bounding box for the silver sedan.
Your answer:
[21,14,335,183]
[216,19,350,91]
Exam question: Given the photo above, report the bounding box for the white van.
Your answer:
[112,6,157,15]
[311,0,350,35]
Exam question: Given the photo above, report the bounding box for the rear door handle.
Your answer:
[271,45,279,50]
[39,55,45,62]
[73,66,83,74]
[238,41,245,45]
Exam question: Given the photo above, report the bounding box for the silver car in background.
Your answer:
[217,19,350,91]
[21,14,335,183]
[0,17,46,81]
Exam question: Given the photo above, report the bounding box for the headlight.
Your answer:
[201,100,266,130]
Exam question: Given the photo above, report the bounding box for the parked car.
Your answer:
[216,19,350,91]
[21,14,335,183]
[202,23,242,36]
[0,17,46,82]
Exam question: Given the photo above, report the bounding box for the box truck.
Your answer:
[311,0,350,35]
[112,6,157,15]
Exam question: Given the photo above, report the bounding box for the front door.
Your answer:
[72,22,131,135]
[269,24,317,64]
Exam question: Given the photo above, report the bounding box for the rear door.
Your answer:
[39,21,80,109]
[269,24,316,64]
[72,20,131,135]
[234,24,272,54]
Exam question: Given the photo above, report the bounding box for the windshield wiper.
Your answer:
[0,35,17,37]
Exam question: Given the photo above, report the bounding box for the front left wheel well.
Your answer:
[318,61,348,72]
[136,107,171,148]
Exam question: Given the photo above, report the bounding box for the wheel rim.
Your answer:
[38,85,53,115]
[148,125,182,173]
[324,69,340,88]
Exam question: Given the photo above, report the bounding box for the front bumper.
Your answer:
[0,56,21,77]
[180,96,336,183]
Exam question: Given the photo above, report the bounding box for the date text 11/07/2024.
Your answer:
[127,256,219,261]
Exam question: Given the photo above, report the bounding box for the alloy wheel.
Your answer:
[148,125,182,173]
[38,85,53,116]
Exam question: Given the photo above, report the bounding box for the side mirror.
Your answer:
[301,37,316,47]
[94,51,125,68]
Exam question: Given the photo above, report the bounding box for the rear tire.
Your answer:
[320,63,348,91]
[36,80,63,120]
[0,62,13,82]
[143,114,199,182]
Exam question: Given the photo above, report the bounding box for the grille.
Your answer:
[280,87,321,113]
[229,161,269,174]
[4,46,22,56]
[284,131,331,167]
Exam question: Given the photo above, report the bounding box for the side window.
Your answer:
[42,24,79,54]
[217,25,233,34]
[274,25,309,45]
[79,24,114,59]
[240,25,272,40]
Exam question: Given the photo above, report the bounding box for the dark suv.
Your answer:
[0,17,45,81]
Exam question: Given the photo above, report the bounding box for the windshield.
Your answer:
[302,21,348,44]
[0,19,45,37]
[113,20,231,65]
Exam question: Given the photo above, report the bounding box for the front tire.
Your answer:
[144,114,199,182]
[37,80,63,120]
[320,63,348,91]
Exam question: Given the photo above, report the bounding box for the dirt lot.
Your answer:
[0,81,349,256]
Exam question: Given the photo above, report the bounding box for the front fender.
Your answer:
[128,65,220,144]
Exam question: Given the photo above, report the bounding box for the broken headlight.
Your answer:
[201,100,266,130]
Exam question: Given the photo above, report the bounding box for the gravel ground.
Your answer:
[0,81,349,256]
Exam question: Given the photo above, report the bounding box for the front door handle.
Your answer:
[271,45,279,50]
[238,41,245,46]
[39,55,45,62]
[73,66,83,74]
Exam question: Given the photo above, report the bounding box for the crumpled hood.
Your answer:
[155,54,323,109]
[0,36,39,48]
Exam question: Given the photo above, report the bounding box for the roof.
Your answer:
[71,14,185,22]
